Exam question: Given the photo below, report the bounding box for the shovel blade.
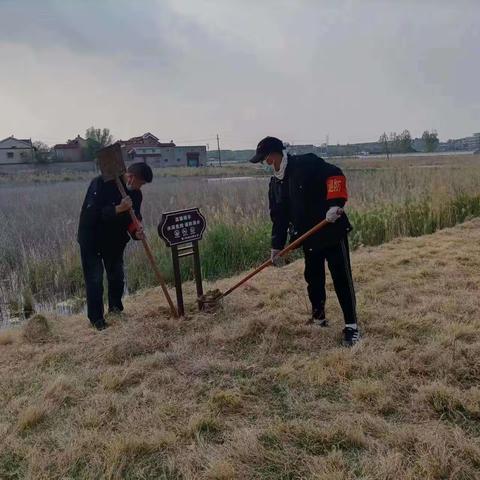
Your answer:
[97,143,126,181]
[198,289,223,313]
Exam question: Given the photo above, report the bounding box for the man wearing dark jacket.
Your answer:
[250,136,360,346]
[77,162,153,330]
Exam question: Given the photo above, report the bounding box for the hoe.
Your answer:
[199,218,330,310]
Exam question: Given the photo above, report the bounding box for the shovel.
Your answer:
[199,218,331,309]
[97,144,178,318]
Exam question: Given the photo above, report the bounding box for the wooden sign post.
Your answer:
[158,208,206,317]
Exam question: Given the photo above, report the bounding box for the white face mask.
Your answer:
[273,151,288,180]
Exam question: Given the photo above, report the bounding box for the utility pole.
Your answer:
[381,132,390,161]
[216,134,222,167]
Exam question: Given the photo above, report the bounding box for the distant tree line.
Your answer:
[378,130,415,155]
[211,128,442,162]
[378,129,439,157]
[32,127,113,163]
[31,126,441,164]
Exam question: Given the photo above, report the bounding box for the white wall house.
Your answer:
[119,133,207,167]
[127,145,206,167]
[0,136,35,164]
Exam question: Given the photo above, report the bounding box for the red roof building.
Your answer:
[118,133,206,168]
[53,135,88,162]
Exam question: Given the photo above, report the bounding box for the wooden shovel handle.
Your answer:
[221,219,330,299]
[115,178,179,318]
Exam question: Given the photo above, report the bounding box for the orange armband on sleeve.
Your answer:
[326,175,348,200]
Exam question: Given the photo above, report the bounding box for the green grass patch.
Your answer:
[0,451,27,480]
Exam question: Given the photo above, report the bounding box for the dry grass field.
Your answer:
[0,163,264,186]
[1,219,480,479]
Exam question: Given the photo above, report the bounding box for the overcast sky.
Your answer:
[0,0,479,149]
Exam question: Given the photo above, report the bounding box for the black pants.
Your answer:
[303,236,357,324]
[79,243,125,324]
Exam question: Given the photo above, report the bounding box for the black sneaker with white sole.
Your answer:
[342,327,360,347]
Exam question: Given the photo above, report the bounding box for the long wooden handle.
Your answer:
[221,219,330,299]
[115,178,179,318]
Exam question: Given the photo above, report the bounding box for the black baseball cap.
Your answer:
[249,136,284,163]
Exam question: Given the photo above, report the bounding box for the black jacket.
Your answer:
[77,176,142,253]
[268,153,352,250]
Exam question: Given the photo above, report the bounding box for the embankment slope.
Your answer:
[1,220,480,479]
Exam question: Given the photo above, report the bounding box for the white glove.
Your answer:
[271,249,285,267]
[326,207,344,223]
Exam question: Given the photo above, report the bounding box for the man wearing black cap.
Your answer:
[250,137,360,346]
[77,162,153,330]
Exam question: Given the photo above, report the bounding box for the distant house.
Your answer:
[118,132,206,167]
[0,136,35,164]
[119,132,175,165]
[53,135,88,162]
[472,133,480,151]
[442,133,480,152]
[287,144,317,155]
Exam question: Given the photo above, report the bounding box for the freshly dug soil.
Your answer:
[198,289,223,312]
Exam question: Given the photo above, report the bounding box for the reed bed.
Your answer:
[1,155,480,316]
